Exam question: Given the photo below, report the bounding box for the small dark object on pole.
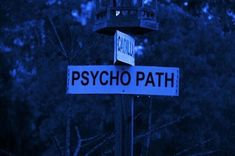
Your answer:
[93,0,158,35]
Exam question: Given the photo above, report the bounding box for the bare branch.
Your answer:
[73,127,106,156]
[48,17,68,58]
[47,34,65,56]
[81,134,107,148]
[50,133,64,156]
[135,114,190,142]
[134,112,142,120]
[145,97,152,156]
[81,134,103,142]
[84,133,115,156]
[103,146,115,155]
[174,138,214,156]
[190,150,218,156]
[73,126,81,156]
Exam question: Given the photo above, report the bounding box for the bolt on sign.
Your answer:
[67,65,179,96]
[114,30,135,66]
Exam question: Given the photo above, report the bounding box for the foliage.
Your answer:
[0,0,235,156]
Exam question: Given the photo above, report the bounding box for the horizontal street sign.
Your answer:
[67,65,179,96]
[114,30,135,66]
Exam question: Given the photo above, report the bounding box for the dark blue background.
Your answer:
[0,0,235,155]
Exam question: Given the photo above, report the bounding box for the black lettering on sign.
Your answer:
[165,73,174,87]
[118,36,121,52]
[136,71,145,86]
[110,71,119,85]
[123,38,126,54]
[145,72,155,87]
[120,71,131,86]
[72,71,80,86]
[81,71,89,86]
[126,40,129,55]
[126,39,129,55]
[91,71,99,85]
[129,42,132,56]
[100,71,109,85]
[155,72,164,87]
[130,42,134,56]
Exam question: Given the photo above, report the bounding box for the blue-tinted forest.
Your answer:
[0,0,235,155]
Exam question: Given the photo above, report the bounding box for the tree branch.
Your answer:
[47,34,65,56]
[72,127,107,156]
[73,126,81,156]
[48,17,68,58]
[135,114,189,142]
[190,150,218,156]
[81,134,103,142]
[81,134,107,148]
[145,97,152,156]
[174,138,214,156]
[134,112,142,120]
[84,133,115,156]
[50,133,64,156]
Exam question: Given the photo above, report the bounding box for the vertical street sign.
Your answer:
[114,30,135,66]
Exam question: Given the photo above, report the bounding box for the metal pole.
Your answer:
[115,95,122,156]
[131,96,134,156]
[115,95,134,156]
[114,30,135,156]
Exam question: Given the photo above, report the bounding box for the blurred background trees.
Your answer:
[0,0,235,155]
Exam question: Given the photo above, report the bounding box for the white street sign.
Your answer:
[67,65,179,96]
[114,30,135,66]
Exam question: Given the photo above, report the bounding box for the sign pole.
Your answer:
[115,95,134,156]
[131,96,134,156]
[115,95,122,156]
[114,30,135,156]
